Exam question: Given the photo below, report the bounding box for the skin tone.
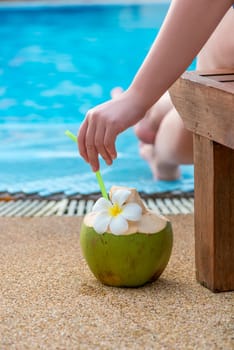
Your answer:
[77,0,234,172]
[111,88,189,180]
[197,7,234,70]
[133,6,234,180]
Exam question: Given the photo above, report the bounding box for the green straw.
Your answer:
[65,130,108,200]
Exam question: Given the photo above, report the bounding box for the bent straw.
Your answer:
[65,130,108,199]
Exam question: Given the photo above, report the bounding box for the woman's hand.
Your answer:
[77,89,147,172]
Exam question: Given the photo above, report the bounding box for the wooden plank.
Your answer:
[170,70,234,292]
[169,71,234,149]
[194,135,234,292]
[188,70,234,93]
[201,74,234,83]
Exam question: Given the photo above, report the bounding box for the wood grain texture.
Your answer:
[194,136,234,292]
[170,70,234,149]
[170,70,234,292]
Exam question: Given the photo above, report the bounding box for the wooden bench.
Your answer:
[169,70,234,292]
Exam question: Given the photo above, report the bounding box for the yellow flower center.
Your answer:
[109,203,123,217]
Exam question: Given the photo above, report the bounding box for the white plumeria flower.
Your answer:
[92,189,142,235]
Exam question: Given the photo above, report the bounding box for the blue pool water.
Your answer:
[0,2,194,196]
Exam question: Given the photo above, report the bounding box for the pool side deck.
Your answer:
[0,215,233,349]
[0,215,234,350]
[0,191,194,216]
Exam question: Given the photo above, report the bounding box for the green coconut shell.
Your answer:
[80,221,173,287]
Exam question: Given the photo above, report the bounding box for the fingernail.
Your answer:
[92,166,98,172]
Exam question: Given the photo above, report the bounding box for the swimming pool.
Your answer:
[0,1,194,196]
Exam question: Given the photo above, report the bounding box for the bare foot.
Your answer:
[139,142,181,181]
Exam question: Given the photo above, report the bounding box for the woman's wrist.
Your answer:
[124,85,155,118]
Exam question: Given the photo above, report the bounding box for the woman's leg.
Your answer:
[134,7,234,180]
[133,91,173,144]
[139,107,193,180]
[197,7,234,70]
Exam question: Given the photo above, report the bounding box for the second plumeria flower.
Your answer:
[92,189,142,235]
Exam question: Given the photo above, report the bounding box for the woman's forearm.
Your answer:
[129,0,233,110]
[77,0,233,171]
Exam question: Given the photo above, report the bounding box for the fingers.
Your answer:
[77,120,89,163]
[104,127,117,160]
[85,118,99,172]
[78,109,118,172]
[95,123,114,166]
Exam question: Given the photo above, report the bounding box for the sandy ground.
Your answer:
[0,215,233,349]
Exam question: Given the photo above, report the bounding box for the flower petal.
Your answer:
[109,215,128,235]
[93,213,111,234]
[112,189,131,206]
[92,197,111,213]
[122,203,142,221]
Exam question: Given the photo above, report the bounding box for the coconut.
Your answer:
[80,186,173,287]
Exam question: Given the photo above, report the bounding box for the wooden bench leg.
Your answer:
[194,135,234,292]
